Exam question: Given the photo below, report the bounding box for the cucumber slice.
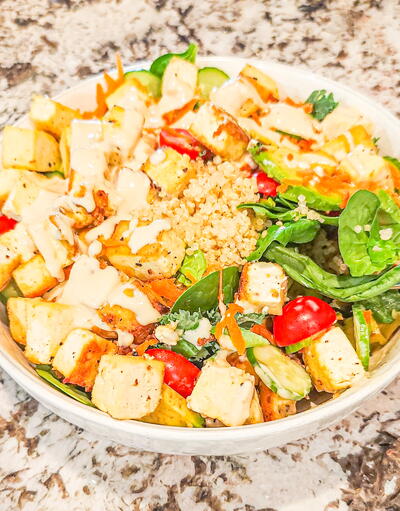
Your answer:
[124,70,161,98]
[352,305,370,370]
[44,170,64,179]
[247,345,312,400]
[198,67,230,99]
[241,329,270,348]
[0,280,22,305]
[285,336,315,354]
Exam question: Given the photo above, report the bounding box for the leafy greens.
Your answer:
[306,89,338,121]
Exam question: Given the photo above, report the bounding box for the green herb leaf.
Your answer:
[35,366,94,407]
[177,250,207,287]
[306,89,338,121]
[359,289,400,323]
[150,43,198,78]
[274,129,304,141]
[159,310,201,330]
[235,312,265,328]
[189,341,219,368]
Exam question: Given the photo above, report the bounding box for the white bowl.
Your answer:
[1,57,400,455]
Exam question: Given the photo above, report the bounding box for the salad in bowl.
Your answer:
[1,44,400,430]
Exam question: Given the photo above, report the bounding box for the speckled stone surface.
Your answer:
[1,1,400,509]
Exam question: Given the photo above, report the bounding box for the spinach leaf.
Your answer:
[150,43,198,78]
[265,244,400,302]
[189,341,219,368]
[248,219,320,261]
[306,89,338,121]
[171,267,240,313]
[172,339,200,358]
[360,289,400,323]
[338,190,384,276]
[177,250,207,287]
[159,310,201,330]
[35,366,94,407]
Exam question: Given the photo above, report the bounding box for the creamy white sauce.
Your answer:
[211,78,264,116]
[107,282,161,324]
[127,219,171,254]
[115,167,150,213]
[124,134,156,172]
[150,148,166,165]
[88,240,102,257]
[116,329,134,347]
[262,103,317,140]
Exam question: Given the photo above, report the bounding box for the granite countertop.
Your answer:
[1,1,400,509]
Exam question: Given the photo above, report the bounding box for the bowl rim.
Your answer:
[1,55,400,443]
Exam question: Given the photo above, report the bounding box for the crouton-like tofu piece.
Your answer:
[0,170,19,207]
[143,146,196,196]
[303,326,365,393]
[52,328,117,390]
[1,172,44,219]
[24,301,76,364]
[258,383,296,422]
[105,80,148,113]
[187,362,255,426]
[2,126,61,172]
[322,125,376,162]
[7,297,39,345]
[158,57,198,115]
[104,223,185,281]
[103,105,144,164]
[12,255,58,298]
[0,245,21,290]
[91,354,164,420]
[59,126,71,177]
[236,262,287,315]
[339,145,391,187]
[189,102,249,160]
[240,64,279,101]
[29,95,81,139]
[97,303,139,331]
[245,389,264,425]
[320,105,372,141]
[0,223,36,263]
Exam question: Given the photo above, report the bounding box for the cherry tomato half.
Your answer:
[146,348,200,398]
[160,128,206,160]
[253,172,279,197]
[0,215,17,235]
[273,296,336,347]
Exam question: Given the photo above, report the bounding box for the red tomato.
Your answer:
[146,348,200,398]
[273,296,336,347]
[0,215,17,235]
[159,128,206,160]
[253,172,279,197]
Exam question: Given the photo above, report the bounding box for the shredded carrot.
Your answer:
[215,303,246,355]
[82,53,125,119]
[250,324,276,344]
[149,278,184,307]
[363,310,373,325]
[163,99,197,125]
[136,338,157,356]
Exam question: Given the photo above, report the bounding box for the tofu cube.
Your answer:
[91,354,164,420]
[187,362,255,426]
[0,245,21,290]
[12,254,58,298]
[2,126,61,172]
[158,57,198,115]
[236,262,287,315]
[303,326,365,393]
[106,81,148,113]
[0,169,19,207]
[7,297,38,345]
[245,390,264,425]
[1,172,44,219]
[103,105,144,163]
[52,328,117,390]
[24,301,76,364]
[29,95,81,139]
[240,64,279,101]
[189,102,249,161]
[143,146,196,196]
[258,383,296,422]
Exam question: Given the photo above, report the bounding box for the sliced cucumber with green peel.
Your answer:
[0,280,22,305]
[44,170,65,179]
[352,305,371,370]
[124,70,161,98]
[285,336,315,354]
[247,345,312,400]
[198,67,230,99]
[241,329,270,348]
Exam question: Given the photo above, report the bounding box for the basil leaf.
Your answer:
[177,250,207,287]
[150,43,198,78]
[171,267,240,313]
[306,89,338,121]
[360,289,400,323]
[35,366,94,407]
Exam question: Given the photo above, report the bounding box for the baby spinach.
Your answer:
[305,89,338,121]
[248,219,320,262]
[171,267,240,313]
[265,244,400,302]
[177,250,207,286]
[150,43,198,78]
[35,365,94,407]
[359,289,400,323]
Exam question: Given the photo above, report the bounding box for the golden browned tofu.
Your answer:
[0,245,21,291]
[91,354,164,420]
[29,95,81,138]
[236,262,287,315]
[0,169,20,207]
[7,297,41,345]
[24,301,76,364]
[240,64,279,101]
[303,327,365,393]
[52,328,117,390]
[143,147,196,196]
[2,126,61,172]
[189,102,249,160]
[12,254,58,298]
[258,383,296,422]
[245,390,264,424]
